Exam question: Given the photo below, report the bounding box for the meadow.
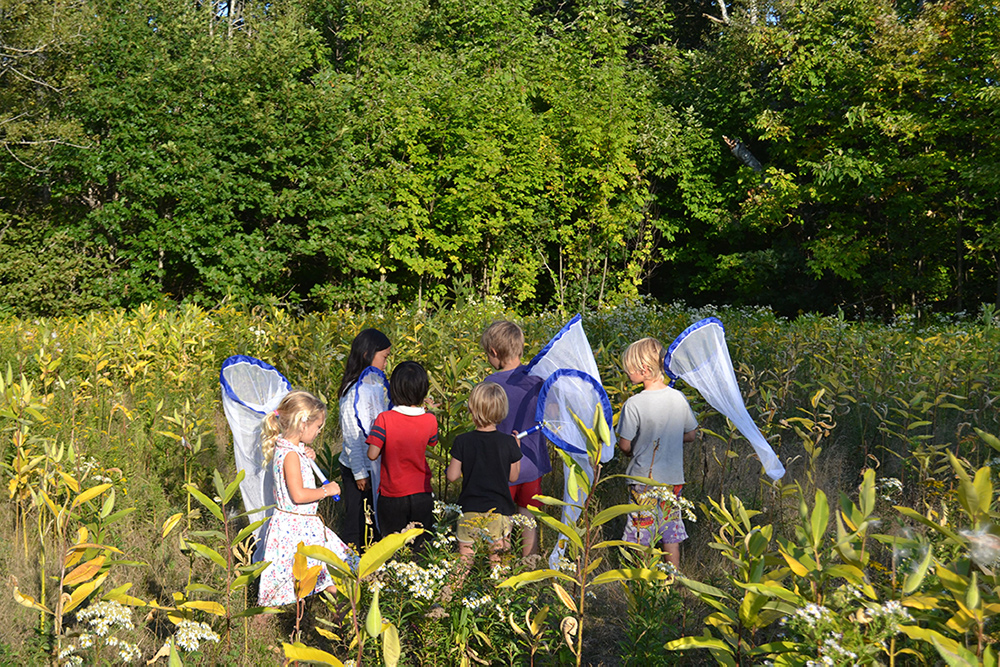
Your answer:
[2,297,999,665]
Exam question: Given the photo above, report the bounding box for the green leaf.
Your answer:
[358,528,423,579]
[212,470,226,506]
[233,518,268,547]
[282,641,344,665]
[665,634,736,666]
[903,545,933,595]
[591,504,644,528]
[810,490,829,547]
[72,483,112,509]
[383,622,401,667]
[531,512,583,551]
[974,428,1000,453]
[894,506,963,542]
[498,568,577,589]
[184,540,227,569]
[591,568,667,586]
[232,606,283,619]
[184,484,224,523]
[223,470,245,505]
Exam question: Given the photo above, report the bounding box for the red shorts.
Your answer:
[509,478,543,509]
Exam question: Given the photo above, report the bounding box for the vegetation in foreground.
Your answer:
[2,298,1000,664]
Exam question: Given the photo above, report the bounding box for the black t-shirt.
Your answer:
[451,429,522,515]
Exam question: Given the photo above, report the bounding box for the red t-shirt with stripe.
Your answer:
[365,408,438,497]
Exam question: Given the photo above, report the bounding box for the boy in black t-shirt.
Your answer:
[446,382,523,568]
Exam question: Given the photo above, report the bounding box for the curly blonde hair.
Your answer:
[261,391,327,462]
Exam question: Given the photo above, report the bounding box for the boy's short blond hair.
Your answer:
[622,337,665,380]
[468,381,509,428]
[480,320,524,366]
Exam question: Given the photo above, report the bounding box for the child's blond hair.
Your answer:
[468,381,509,429]
[261,391,326,462]
[480,320,525,366]
[622,337,665,380]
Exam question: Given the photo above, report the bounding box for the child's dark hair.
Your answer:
[339,329,391,398]
[389,361,429,407]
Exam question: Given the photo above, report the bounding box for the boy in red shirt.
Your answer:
[366,361,438,553]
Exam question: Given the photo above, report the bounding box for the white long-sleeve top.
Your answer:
[339,391,371,480]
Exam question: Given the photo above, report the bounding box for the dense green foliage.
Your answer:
[2,0,999,316]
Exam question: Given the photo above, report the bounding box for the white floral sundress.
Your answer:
[257,439,353,606]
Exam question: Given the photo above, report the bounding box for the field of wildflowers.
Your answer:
[2,298,999,665]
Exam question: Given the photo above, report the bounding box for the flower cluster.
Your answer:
[60,601,141,664]
[461,593,493,611]
[384,558,454,600]
[433,500,462,523]
[875,477,903,502]
[509,513,537,529]
[634,486,698,522]
[787,603,834,628]
[556,556,576,574]
[172,620,220,652]
[77,600,135,636]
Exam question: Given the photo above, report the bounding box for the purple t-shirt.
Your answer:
[486,366,551,484]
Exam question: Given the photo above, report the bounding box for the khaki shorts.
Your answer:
[456,511,513,545]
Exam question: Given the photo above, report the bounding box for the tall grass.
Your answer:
[2,298,999,663]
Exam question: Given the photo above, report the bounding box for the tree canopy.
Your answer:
[2,0,998,317]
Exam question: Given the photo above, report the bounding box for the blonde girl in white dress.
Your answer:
[257,391,353,606]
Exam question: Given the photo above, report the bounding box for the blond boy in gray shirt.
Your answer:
[618,337,699,568]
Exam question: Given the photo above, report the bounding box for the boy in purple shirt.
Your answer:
[480,320,551,556]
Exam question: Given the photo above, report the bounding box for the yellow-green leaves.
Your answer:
[282,642,344,666]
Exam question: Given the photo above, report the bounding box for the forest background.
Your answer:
[2,0,998,320]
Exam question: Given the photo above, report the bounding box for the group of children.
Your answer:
[256,321,699,606]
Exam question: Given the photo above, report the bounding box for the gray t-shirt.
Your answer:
[618,387,698,485]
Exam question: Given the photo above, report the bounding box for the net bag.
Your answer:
[524,316,616,567]
[535,369,613,456]
[220,356,291,550]
[664,318,785,481]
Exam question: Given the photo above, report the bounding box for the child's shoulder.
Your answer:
[629,386,686,407]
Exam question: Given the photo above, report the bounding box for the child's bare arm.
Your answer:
[284,454,337,504]
[446,457,462,483]
[509,460,521,483]
[683,429,699,443]
[618,436,632,455]
[366,444,381,460]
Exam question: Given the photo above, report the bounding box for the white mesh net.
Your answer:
[525,316,616,567]
[220,356,291,546]
[665,318,785,481]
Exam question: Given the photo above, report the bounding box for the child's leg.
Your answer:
[377,494,408,537]
[661,541,680,569]
[510,478,542,556]
[411,492,434,554]
[518,507,538,556]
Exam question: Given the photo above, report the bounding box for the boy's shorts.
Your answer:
[509,478,543,509]
[622,484,687,546]
[457,511,513,545]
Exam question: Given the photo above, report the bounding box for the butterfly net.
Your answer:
[220,356,291,546]
[664,318,785,480]
[526,316,616,567]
